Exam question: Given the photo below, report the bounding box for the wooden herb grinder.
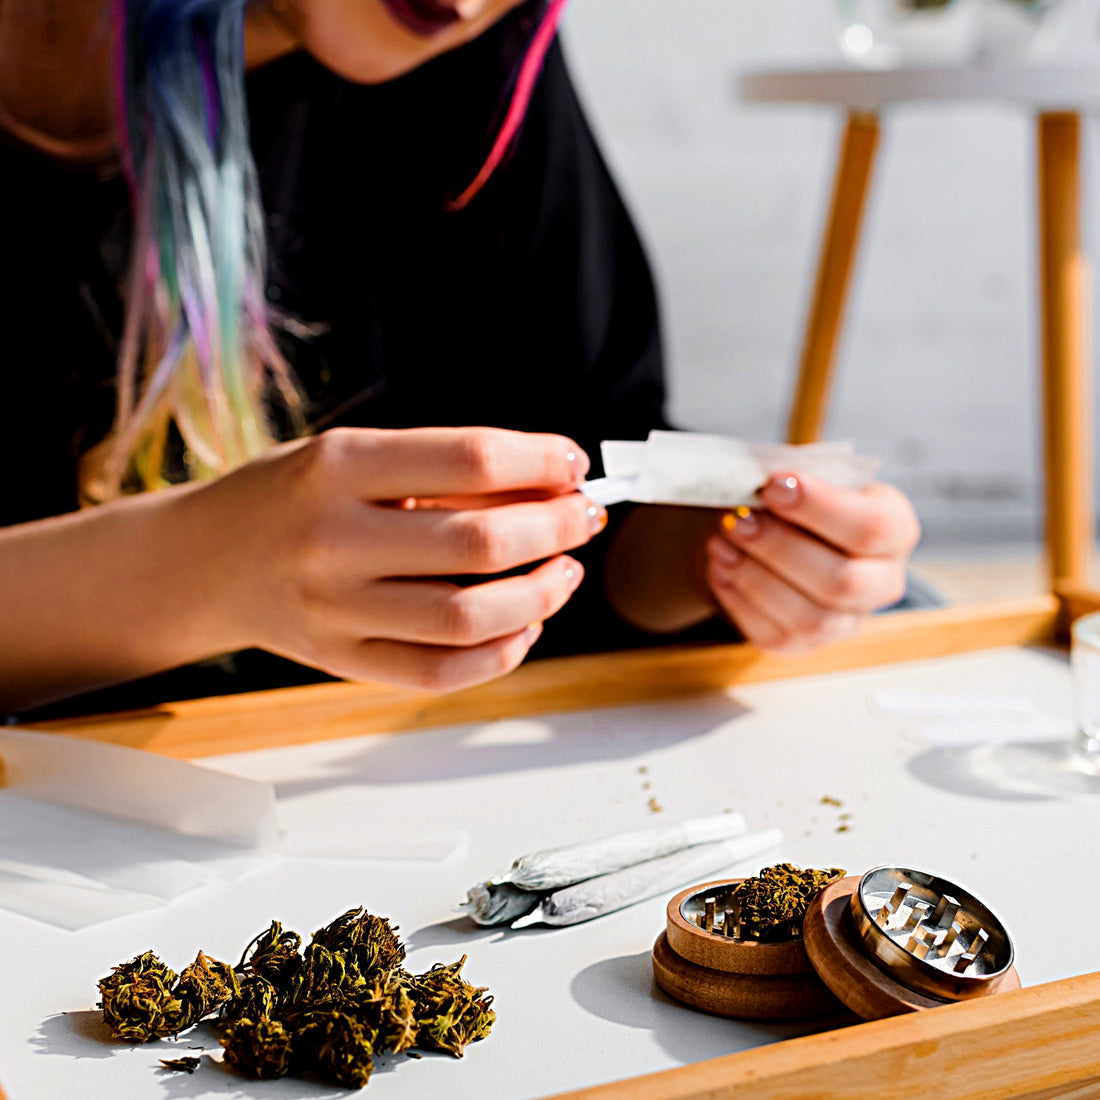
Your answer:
[652,879,847,1020]
[653,866,1020,1022]
[801,866,1020,1019]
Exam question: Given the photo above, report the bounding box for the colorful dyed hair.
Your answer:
[96,0,569,499]
[95,0,299,500]
[447,0,571,212]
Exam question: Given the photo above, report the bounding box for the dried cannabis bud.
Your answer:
[98,907,495,1089]
[311,907,406,976]
[733,863,846,941]
[222,1016,295,1080]
[295,1009,376,1089]
[406,957,496,1058]
[238,921,302,985]
[98,949,239,1043]
[174,951,239,1029]
[98,951,185,1042]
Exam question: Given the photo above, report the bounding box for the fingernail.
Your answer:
[726,510,759,540]
[567,448,590,482]
[564,560,584,592]
[765,474,801,509]
[586,502,608,535]
[524,621,544,644]
[709,538,741,569]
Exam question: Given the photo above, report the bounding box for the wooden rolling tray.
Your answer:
[7,592,1099,1100]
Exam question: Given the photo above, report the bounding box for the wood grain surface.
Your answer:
[787,111,881,445]
[1038,112,1094,592]
[19,595,1060,760]
[652,932,848,1021]
[665,880,812,976]
[544,971,1100,1100]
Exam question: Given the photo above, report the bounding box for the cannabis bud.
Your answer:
[406,957,496,1058]
[98,952,184,1043]
[221,1016,295,1080]
[98,907,495,1089]
[97,949,241,1043]
[733,863,846,941]
[295,1009,376,1089]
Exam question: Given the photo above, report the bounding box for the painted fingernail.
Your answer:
[726,510,759,540]
[567,448,590,482]
[586,503,608,534]
[765,474,801,508]
[564,560,584,592]
[721,506,752,533]
[709,539,741,569]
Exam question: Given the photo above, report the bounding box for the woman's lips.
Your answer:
[378,0,461,36]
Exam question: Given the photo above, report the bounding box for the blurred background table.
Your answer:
[738,66,1100,593]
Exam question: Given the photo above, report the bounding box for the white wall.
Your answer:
[561,0,1100,546]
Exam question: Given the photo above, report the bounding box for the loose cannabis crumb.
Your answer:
[820,795,842,807]
[835,824,850,833]
[159,1057,200,1074]
[638,765,648,775]
[647,796,663,813]
[728,864,845,941]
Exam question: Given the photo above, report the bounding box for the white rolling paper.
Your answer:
[580,431,879,508]
[511,827,785,928]
[493,812,748,891]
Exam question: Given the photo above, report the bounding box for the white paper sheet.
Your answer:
[0,729,278,929]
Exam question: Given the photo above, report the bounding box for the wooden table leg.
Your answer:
[1037,112,1093,592]
[787,111,880,445]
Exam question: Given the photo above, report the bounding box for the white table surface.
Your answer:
[2,645,1097,1099]
[738,65,1100,111]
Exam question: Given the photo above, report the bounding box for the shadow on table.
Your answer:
[907,739,1100,801]
[569,950,844,1067]
[404,914,515,952]
[31,1014,351,1098]
[273,695,750,798]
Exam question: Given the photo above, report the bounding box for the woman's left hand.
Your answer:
[704,472,921,655]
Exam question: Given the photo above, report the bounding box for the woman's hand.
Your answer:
[0,426,603,713]
[196,426,603,692]
[703,472,920,654]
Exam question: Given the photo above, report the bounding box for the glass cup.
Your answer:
[835,0,1068,68]
[1070,611,1100,774]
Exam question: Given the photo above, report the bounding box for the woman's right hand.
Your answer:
[191,426,603,692]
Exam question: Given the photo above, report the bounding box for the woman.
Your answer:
[0,0,919,716]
